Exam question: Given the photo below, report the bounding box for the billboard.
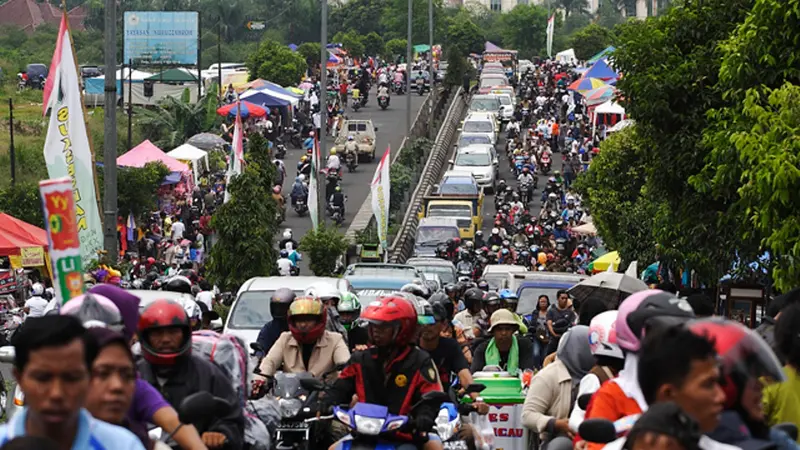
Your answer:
[124,12,199,65]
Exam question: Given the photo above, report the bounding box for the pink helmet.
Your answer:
[615,289,695,352]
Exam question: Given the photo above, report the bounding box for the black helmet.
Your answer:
[477,279,489,291]
[463,288,485,310]
[270,287,296,320]
[444,284,458,296]
[163,276,192,294]
[429,293,455,320]
[483,292,502,306]
[626,290,695,340]
[401,283,430,300]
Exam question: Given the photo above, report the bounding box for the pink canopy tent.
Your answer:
[117,140,189,172]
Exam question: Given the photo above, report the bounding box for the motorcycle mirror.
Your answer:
[448,159,454,165]
[464,383,486,394]
[0,346,15,364]
[177,392,217,425]
[250,342,264,354]
[299,377,326,392]
[579,419,617,444]
[577,393,593,411]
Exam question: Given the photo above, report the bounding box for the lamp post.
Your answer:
[405,0,412,134]
[318,0,328,226]
[102,0,118,256]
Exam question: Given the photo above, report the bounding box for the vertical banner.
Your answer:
[42,14,103,267]
[371,146,391,250]
[40,178,85,305]
[223,108,245,203]
[546,15,555,58]
[308,134,320,231]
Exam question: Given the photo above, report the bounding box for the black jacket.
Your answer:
[138,355,245,450]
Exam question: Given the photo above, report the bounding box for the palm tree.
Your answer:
[136,92,220,150]
[556,0,590,18]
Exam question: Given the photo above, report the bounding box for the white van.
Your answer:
[460,112,499,146]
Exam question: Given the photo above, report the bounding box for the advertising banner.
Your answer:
[486,404,528,450]
[40,178,85,305]
[20,247,45,267]
[124,11,199,65]
[370,146,390,250]
[42,14,103,267]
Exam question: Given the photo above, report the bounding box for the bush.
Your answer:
[0,181,44,227]
[246,39,307,87]
[300,224,349,277]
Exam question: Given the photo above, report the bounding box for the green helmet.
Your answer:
[337,292,362,330]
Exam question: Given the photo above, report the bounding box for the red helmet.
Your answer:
[362,295,418,346]
[687,318,785,409]
[287,296,327,344]
[138,299,192,366]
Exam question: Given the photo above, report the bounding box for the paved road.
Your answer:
[279,88,427,273]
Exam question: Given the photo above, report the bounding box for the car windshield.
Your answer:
[439,181,478,195]
[484,274,508,291]
[455,153,491,166]
[518,287,564,315]
[418,265,456,284]
[497,96,512,105]
[464,121,493,133]
[228,291,297,328]
[459,135,492,146]
[355,289,397,305]
[480,78,504,88]
[428,205,472,218]
[470,98,500,111]
[416,226,460,245]
[348,266,418,277]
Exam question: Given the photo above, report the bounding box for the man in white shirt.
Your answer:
[24,283,48,318]
[171,218,186,241]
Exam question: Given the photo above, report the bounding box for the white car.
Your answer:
[460,112,498,146]
[450,146,497,193]
[490,93,514,122]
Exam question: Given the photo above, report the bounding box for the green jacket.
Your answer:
[763,365,800,442]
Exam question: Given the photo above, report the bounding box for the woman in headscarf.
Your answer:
[521,325,594,448]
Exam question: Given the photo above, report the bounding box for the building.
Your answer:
[0,0,87,34]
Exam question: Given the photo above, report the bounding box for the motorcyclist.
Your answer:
[255,288,295,357]
[338,292,369,351]
[290,175,308,207]
[453,289,485,340]
[455,251,473,278]
[344,136,359,168]
[498,289,528,334]
[303,131,316,152]
[24,282,48,317]
[327,148,342,174]
[257,296,350,378]
[324,295,444,450]
[279,228,299,252]
[377,84,390,105]
[488,228,504,248]
[305,283,349,344]
[277,249,294,276]
[137,299,244,449]
[474,230,486,248]
[297,155,312,178]
[272,185,285,220]
[329,185,346,216]
[517,167,535,201]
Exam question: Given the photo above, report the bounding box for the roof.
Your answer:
[0,0,86,33]
[166,143,207,162]
[0,213,47,256]
[237,276,349,294]
[418,217,460,227]
[406,257,456,268]
[346,276,410,290]
[117,140,189,172]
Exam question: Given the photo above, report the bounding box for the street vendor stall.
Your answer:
[167,143,209,184]
[0,213,53,294]
[592,100,626,137]
[118,141,194,213]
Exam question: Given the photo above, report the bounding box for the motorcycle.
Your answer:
[417,78,427,96]
[437,384,491,450]
[392,80,405,95]
[540,159,552,175]
[352,97,362,112]
[275,141,287,160]
[345,152,358,172]
[378,94,389,110]
[294,197,308,216]
[518,183,532,205]
[329,204,345,226]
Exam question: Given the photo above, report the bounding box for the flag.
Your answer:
[546,14,555,58]
[126,213,136,242]
[371,146,391,249]
[308,134,320,231]
[223,106,245,203]
[42,13,102,267]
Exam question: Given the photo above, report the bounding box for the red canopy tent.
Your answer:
[0,213,47,256]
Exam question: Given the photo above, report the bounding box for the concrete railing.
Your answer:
[387,87,466,263]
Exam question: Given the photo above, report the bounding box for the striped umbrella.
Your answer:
[216,100,268,118]
[567,77,607,94]
[584,85,616,106]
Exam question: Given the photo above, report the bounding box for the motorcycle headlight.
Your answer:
[354,415,386,435]
[279,398,303,418]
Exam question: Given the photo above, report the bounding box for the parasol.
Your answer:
[216,101,268,119]
[187,133,227,150]
[568,77,607,94]
[568,269,649,309]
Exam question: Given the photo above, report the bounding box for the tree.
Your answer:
[297,42,322,68]
[362,32,385,58]
[498,5,548,58]
[97,163,171,222]
[329,0,385,36]
[247,39,307,87]
[381,0,445,44]
[300,224,349,277]
[385,38,408,61]
[444,11,485,55]
[595,0,625,29]
[0,182,44,228]
[332,30,366,59]
[207,135,280,290]
[443,45,468,87]
[569,24,615,60]
[556,0,589,18]
[136,91,220,150]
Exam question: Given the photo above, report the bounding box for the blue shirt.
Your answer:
[0,408,145,450]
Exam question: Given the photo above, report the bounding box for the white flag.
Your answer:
[42,13,102,266]
[547,14,555,58]
[371,146,391,249]
[308,134,320,231]
[223,109,244,203]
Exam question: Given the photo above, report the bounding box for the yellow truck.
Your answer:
[418,190,484,240]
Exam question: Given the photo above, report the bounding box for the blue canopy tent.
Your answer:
[583,59,618,81]
[240,89,291,108]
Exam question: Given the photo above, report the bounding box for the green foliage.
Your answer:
[0,181,44,228]
[385,39,408,61]
[362,32,385,58]
[96,162,170,222]
[332,30,366,59]
[135,93,221,150]
[498,5,549,58]
[246,39,307,87]
[556,0,590,18]
[389,163,413,214]
[206,135,279,291]
[380,0,445,44]
[444,11,486,55]
[594,0,626,29]
[297,42,322,67]
[569,24,615,61]
[444,46,468,87]
[329,0,385,37]
[300,224,349,277]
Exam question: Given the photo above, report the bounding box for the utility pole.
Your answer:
[8,99,15,186]
[428,0,434,139]
[127,59,132,151]
[102,0,118,257]
[218,6,223,97]
[406,0,412,134]
[319,0,328,226]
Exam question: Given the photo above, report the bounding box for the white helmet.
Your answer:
[588,310,624,360]
[305,282,342,303]
[31,283,44,296]
[298,174,306,182]
[283,229,293,240]
[491,228,500,235]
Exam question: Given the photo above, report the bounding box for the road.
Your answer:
[280,87,427,273]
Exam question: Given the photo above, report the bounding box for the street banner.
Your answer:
[224,108,245,203]
[308,134,320,231]
[42,13,103,267]
[546,14,555,58]
[40,177,85,305]
[371,146,391,250]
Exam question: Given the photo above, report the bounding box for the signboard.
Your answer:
[246,21,265,30]
[486,404,527,450]
[0,271,18,295]
[20,247,45,267]
[124,12,199,65]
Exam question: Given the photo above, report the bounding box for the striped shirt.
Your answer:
[0,407,145,450]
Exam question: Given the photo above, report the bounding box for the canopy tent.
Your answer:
[145,68,199,83]
[167,143,209,183]
[589,251,621,273]
[413,44,431,53]
[485,41,510,52]
[117,140,189,172]
[327,51,343,67]
[84,68,153,95]
[0,213,47,256]
[593,100,626,137]
[240,89,291,108]
[555,48,577,64]
[584,85,616,106]
[587,46,615,65]
[595,100,626,115]
[583,59,618,81]
[608,119,635,133]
